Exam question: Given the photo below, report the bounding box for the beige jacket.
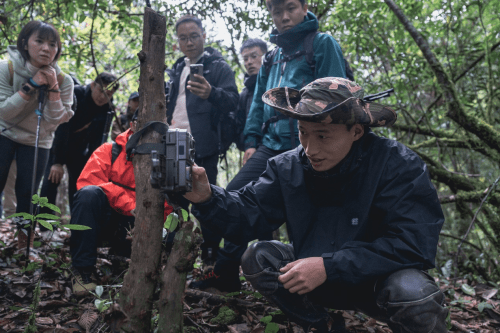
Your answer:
[0,46,74,148]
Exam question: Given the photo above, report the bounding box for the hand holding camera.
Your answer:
[187,64,211,99]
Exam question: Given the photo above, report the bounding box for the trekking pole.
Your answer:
[25,86,47,264]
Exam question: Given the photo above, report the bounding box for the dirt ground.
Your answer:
[1,218,499,333]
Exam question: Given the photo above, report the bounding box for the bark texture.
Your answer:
[157,212,202,332]
[119,7,166,332]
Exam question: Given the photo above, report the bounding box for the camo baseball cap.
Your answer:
[262,77,397,127]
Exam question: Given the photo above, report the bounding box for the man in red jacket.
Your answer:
[69,112,174,296]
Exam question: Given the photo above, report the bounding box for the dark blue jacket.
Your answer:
[192,131,445,285]
[166,47,239,159]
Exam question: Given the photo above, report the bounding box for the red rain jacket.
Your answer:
[77,129,174,218]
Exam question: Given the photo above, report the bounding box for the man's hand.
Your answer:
[183,165,212,203]
[243,148,256,165]
[187,74,212,99]
[48,164,64,184]
[278,257,327,295]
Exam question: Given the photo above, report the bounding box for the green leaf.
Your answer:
[265,322,279,333]
[7,212,33,220]
[36,213,60,220]
[461,284,476,296]
[260,315,272,324]
[478,302,493,312]
[181,209,189,221]
[164,213,179,232]
[37,220,54,231]
[9,306,23,311]
[42,202,61,214]
[95,285,104,298]
[63,224,92,230]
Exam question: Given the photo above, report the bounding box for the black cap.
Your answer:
[129,92,139,100]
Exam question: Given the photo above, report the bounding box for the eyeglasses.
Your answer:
[178,34,201,44]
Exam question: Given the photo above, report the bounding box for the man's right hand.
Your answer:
[48,164,64,184]
[183,165,212,204]
[243,148,256,165]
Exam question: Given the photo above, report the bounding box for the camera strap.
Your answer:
[126,121,169,161]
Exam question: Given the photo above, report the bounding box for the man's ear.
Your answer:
[353,124,364,141]
[90,81,95,89]
[303,3,308,13]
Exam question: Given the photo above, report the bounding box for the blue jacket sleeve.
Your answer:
[191,158,285,244]
[322,150,444,285]
[313,34,346,79]
[243,66,268,150]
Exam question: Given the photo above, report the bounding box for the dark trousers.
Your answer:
[242,241,449,333]
[39,155,60,231]
[69,186,135,268]
[215,146,285,272]
[66,153,87,210]
[192,153,221,260]
[0,135,49,215]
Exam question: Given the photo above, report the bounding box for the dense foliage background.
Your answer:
[1,0,500,284]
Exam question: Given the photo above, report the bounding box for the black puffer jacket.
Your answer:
[235,74,257,151]
[166,47,239,159]
[192,131,445,285]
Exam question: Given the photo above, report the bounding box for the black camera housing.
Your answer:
[151,129,195,194]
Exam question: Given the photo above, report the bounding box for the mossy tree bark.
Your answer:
[119,7,166,332]
[157,210,202,332]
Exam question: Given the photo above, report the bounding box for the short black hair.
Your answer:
[17,21,62,63]
[266,0,306,10]
[94,72,119,91]
[240,38,267,54]
[175,15,204,33]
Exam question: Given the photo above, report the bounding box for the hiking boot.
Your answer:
[71,267,97,297]
[190,267,241,293]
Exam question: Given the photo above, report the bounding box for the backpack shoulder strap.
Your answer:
[263,47,280,77]
[111,141,122,164]
[303,31,320,76]
[8,60,14,86]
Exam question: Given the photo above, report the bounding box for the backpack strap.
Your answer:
[264,48,280,77]
[111,141,122,164]
[8,60,14,86]
[303,30,319,76]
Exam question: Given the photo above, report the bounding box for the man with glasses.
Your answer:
[166,15,239,266]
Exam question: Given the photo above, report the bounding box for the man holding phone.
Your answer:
[166,15,239,265]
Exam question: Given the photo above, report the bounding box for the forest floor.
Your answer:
[1,218,500,333]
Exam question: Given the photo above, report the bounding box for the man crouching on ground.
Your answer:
[184,78,448,333]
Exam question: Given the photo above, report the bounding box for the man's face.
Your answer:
[241,46,264,76]
[177,22,205,61]
[128,97,139,115]
[91,82,116,107]
[298,121,364,172]
[267,0,308,33]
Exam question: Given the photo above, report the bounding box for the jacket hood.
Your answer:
[244,73,257,90]
[116,128,134,148]
[270,12,319,52]
[170,46,225,73]
[8,45,61,78]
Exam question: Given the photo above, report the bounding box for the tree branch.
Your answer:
[391,123,456,139]
[384,0,500,155]
[439,189,500,205]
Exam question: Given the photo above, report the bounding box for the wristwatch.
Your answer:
[21,83,37,96]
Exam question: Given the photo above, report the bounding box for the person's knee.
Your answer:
[376,269,448,333]
[241,240,293,276]
[73,186,105,206]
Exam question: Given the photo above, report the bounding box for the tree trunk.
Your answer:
[157,210,202,332]
[119,7,166,332]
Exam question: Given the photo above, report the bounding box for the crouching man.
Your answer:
[70,111,173,296]
[185,78,448,333]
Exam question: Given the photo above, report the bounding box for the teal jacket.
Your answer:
[244,12,346,151]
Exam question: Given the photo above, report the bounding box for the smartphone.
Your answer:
[189,64,204,83]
